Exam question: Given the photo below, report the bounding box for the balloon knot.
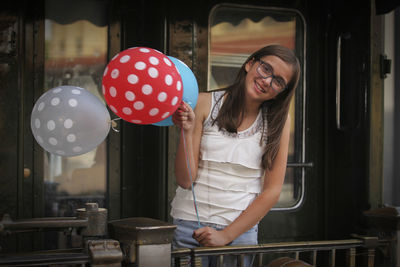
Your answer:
[110,118,121,132]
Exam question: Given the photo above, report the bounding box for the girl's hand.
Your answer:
[172,102,195,131]
[193,227,230,247]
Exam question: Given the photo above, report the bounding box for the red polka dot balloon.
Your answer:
[102,47,183,124]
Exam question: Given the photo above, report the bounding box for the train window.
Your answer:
[43,0,108,217]
[209,4,305,209]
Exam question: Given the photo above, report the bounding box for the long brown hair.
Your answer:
[213,45,300,170]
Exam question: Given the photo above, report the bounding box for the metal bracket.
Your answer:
[87,239,123,266]
[380,54,392,79]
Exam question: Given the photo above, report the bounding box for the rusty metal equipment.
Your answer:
[0,203,123,266]
[0,203,179,266]
[77,202,108,238]
[108,217,176,267]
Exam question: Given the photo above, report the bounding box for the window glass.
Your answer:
[209,5,305,209]
[44,3,108,217]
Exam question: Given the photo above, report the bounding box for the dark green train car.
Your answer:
[0,0,399,266]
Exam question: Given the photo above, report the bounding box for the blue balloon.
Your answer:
[153,56,199,126]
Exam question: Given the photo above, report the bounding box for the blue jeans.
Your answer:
[172,219,258,267]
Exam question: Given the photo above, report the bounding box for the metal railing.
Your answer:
[2,207,393,267]
[172,236,379,267]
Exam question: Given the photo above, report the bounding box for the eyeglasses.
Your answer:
[256,59,288,93]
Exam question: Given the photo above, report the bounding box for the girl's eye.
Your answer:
[261,66,272,75]
[275,78,286,87]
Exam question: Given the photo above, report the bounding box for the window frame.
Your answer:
[207,3,308,211]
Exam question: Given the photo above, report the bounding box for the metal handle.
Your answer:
[336,35,342,130]
[336,33,352,130]
[287,162,314,168]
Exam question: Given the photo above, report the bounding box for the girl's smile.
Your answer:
[254,80,267,94]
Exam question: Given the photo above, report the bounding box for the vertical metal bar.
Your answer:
[311,250,317,266]
[256,253,263,267]
[217,255,223,267]
[329,249,336,267]
[347,247,356,267]
[237,254,244,267]
[367,248,375,267]
[295,251,300,260]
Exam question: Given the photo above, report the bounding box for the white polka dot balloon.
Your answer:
[31,86,111,157]
[102,47,183,124]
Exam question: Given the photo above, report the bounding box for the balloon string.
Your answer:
[181,128,201,228]
[110,118,121,132]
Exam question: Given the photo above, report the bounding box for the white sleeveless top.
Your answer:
[170,91,267,225]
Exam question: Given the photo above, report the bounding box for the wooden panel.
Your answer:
[0,11,19,221]
[118,0,168,221]
[369,1,384,208]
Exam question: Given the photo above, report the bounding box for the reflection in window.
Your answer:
[209,5,304,209]
[44,17,108,217]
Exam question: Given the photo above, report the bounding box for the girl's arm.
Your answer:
[173,92,210,189]
[193,115,291,246]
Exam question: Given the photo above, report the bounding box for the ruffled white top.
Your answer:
[170,90,267,225]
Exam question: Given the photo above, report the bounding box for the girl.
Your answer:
[171,45,301,266]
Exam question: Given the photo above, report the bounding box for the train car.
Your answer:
[0,0,399,266]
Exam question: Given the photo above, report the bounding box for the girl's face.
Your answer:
[244,55,293,104]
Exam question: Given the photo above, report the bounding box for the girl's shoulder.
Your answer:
[197,91,212,103]
[195,90,226,123]
[195,92,212,123]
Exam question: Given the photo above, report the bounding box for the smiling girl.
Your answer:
[171,45,301,266]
